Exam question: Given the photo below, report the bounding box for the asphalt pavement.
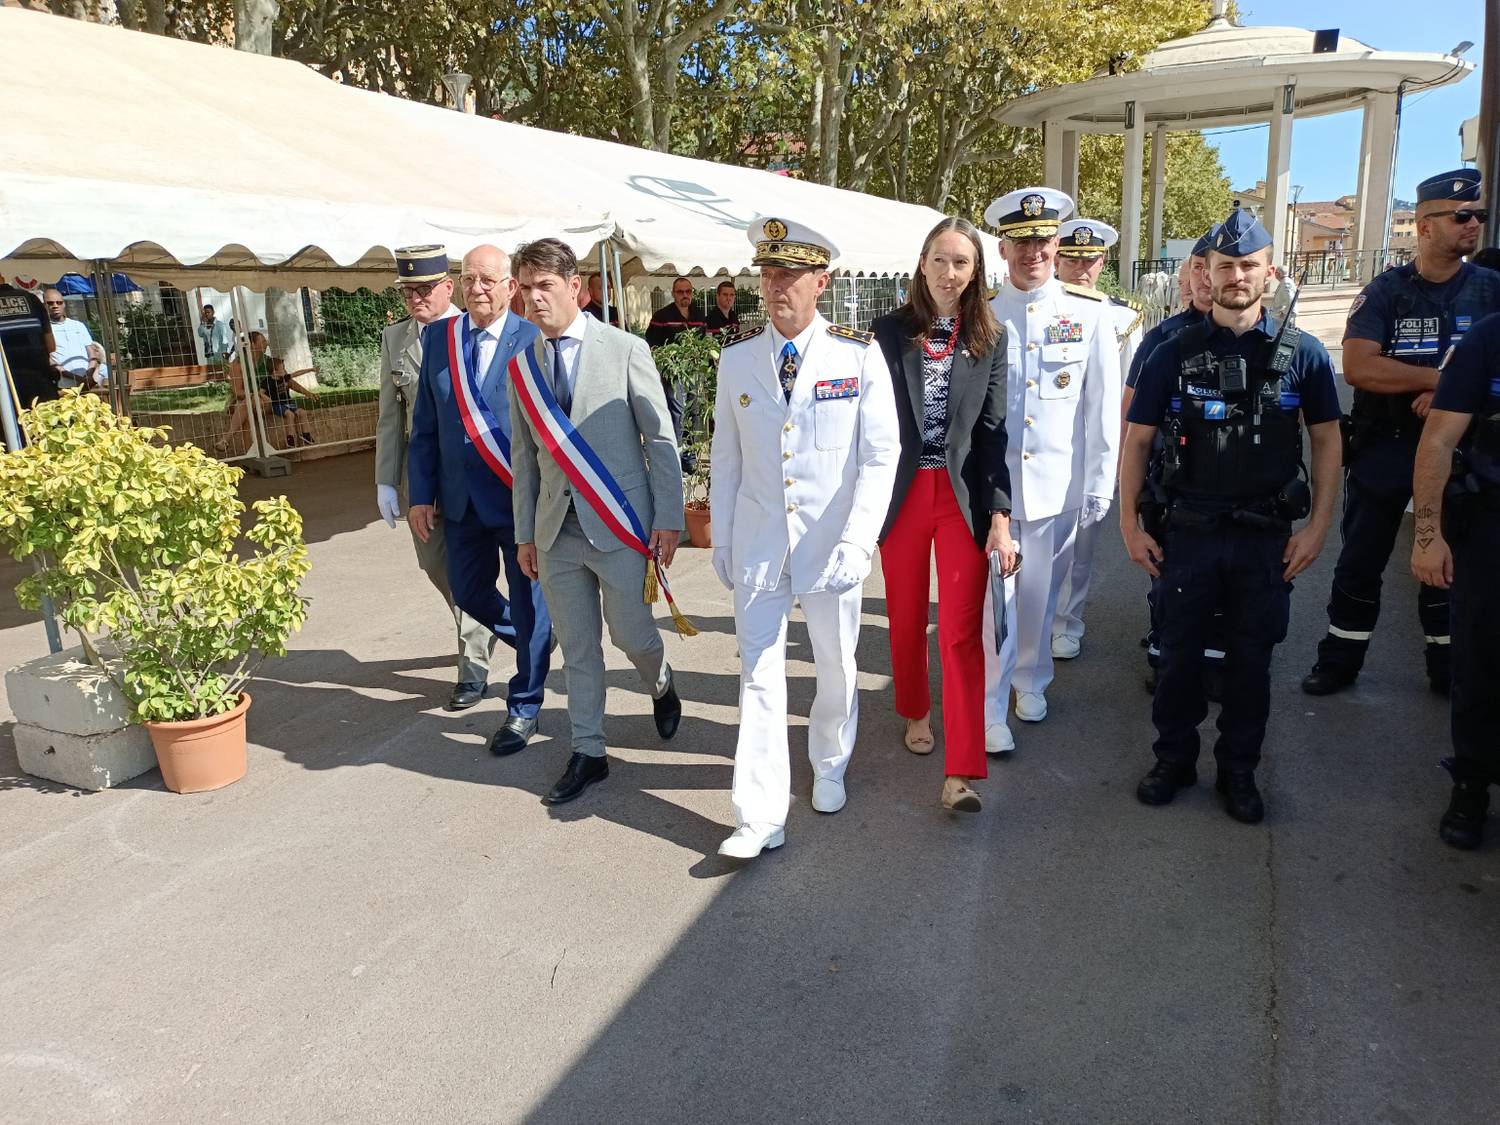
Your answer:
[1,450,1496,1125]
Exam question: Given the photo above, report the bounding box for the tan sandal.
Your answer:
[903,715,935,755]
[942,776,981,812]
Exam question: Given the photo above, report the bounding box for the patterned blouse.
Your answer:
[918,316,958,468]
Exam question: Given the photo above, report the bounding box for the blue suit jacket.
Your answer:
[407,311,541,528]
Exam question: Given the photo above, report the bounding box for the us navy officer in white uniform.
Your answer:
[981,188,1122,751]
[1051,218,1142,660]
[710,216,900,860]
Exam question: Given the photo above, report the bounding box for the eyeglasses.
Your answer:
[399,282,442,299]
[461,274,510,291]
[1427,208,1489,225]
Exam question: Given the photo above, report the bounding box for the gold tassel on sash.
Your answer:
[644,559,698,637]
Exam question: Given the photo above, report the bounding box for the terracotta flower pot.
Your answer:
[143,692,251,794]
[684,502,712,548]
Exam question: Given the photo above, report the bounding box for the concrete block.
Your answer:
[5,645,133,736]
[13,722,158,792]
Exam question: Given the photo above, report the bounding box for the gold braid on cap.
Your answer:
[752,240,831,268]
[996,218,1061,239]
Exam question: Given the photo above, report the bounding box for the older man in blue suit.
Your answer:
[408,244,552,756]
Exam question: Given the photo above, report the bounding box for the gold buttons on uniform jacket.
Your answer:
[785,478,795,486]
[783,422,793,433]
[1027,379,1036,388]
[1022,452,1032,460]
[783,451,792,461]
[1027,304,1037,313]
[787,503,797,513]
[1027,342,1037,351]
[1024,417,1034,427]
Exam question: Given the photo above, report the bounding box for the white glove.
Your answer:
[822,541,872,593]
[712,546,734,591]
[376,484,400,529]
[1080,495,1112,528]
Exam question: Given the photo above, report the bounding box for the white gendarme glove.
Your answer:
[1081,495,1112,528]
[376,484,400,529]
[822,541,873,593]
[712,546,734,591]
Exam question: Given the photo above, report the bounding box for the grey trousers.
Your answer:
[538,513,669,757]
[403,495,493,685]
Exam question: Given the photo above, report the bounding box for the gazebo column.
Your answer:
[1354,91,1398,283]
[1146,124,1168,262]
[1119,100,1146,290]
[1043,119,1064,188]
[1263,82,1296,266]
[1061,129,1080,202]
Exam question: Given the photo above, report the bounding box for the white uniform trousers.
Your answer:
[730,571,863,828]
[983,512,1076,724]
[1053,512,1099,641]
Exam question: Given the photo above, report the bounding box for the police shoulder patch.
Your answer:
[827,323,874,345]
[723,325,765,348]
[1347,294,1366,318]
[1061,282,1107,303]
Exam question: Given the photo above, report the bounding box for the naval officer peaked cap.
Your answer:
[748,215,839,269]
[1210,209,1272,257]
[1415,168,1482,204]
[394,244,450,284]
[1056,218,1119,257]
[984,187,1074,239]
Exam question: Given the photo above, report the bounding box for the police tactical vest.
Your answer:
[1164,321,1303,504]
[1356,262,1499,428]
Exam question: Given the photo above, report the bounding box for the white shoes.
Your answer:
[1051,633,1081,660]
[1015,691,1048,723]
[718,823,785,859]
[811,778,847,814]
[985,723,1015,755]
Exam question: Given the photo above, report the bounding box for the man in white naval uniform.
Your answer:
[710,216,900,860]
[373,245,493,711]
[981,189,1122,751]
[1050,218,1142,660]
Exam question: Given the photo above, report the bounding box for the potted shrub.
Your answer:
[651,328,719,547]
[0,392,310,792]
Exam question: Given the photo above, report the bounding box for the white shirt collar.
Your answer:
[472,308,509,340]
[549,309,589,346]
[769,313,822,358]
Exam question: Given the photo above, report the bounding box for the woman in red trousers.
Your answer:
[872,217,1017,811]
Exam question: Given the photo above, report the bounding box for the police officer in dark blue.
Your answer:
[1126,226,1221,690]
[1410,310,1500,849]
[1119,209,1344,823]
[1302,169,1500,697]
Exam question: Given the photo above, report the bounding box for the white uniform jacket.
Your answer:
[990,279,1121,521]
[710,314,900,594]
[1107,295,1144,380]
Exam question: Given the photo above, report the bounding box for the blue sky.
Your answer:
[1206,0,1484,203]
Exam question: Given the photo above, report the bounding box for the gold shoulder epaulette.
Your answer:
[1108,294,1141,311]
[1061,282,1106,302]
[723,325,765,347]
[827,323,874,344]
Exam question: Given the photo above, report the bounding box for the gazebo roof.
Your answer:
[995,12,1472,132]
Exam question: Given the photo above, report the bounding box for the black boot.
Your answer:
[1301,662,1357,696]
[1439,759,1490,850]
[1137,760,1197,806]
[1215,770,1265,824]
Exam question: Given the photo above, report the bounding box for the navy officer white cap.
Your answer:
[747,215,840,269]
[1056,218,1120,257]
[984,187,1074,239]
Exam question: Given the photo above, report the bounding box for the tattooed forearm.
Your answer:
[1415,505,1437,550]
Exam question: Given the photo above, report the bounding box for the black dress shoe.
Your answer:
[446,681,486,711]
[1215,770,1265,824]
[653,672,682,740]
[1301,663,1357,696]
[544,752,608,805]
[489,714,539,757]
[1136,760,1197,806]
[1439,760,1489,850]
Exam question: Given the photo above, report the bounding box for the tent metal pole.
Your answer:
[91,259,127,416]
[610,243,626,332]
[598,243,611,325]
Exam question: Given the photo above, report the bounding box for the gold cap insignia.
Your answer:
[1055,372,1071,389]
[763,219,788,241]
[1021,194,1045,217]
[1074,227,1093,245]
[739,393,751,407]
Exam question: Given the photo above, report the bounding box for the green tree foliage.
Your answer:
[1076,132,1233,257]
[0,393,311,722]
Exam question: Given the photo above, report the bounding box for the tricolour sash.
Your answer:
[509,340,696,636]
[446,315,512,488]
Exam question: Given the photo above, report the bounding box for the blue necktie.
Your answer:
[552,339,572,417]
[779,341,799,401]
[464,323,480,382]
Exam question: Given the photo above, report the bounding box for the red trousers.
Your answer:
[880,468,988,780]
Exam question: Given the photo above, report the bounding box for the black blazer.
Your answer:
[873,312,1011,546]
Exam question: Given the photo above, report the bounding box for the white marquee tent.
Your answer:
[1,7,995,290]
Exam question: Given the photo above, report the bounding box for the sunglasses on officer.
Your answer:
[399,281,446,299]
[1426,208,1489,225]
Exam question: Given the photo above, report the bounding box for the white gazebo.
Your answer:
[995,0,1473,286]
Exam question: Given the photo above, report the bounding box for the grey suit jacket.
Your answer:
[374,317,423,489]
[508,316,684,553]
[872,312,1011,545]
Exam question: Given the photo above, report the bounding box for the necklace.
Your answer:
[923,316,960,361]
